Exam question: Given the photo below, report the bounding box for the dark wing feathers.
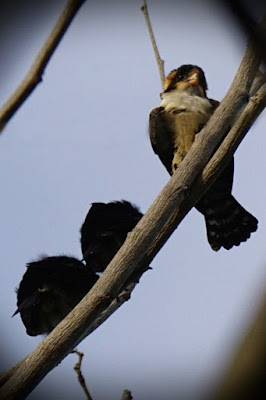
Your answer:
[149,107,175,175]
[80,200,143,272]
[14,255,98,336]
[208,98,220,111]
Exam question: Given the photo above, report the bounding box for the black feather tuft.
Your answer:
[199,194,258,251]
[80,200,143,273]
[13,255,98,336]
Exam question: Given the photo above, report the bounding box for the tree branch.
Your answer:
[0,28,264,399]
[201,82,266,188]
[250,69,266,96]
[141,0,165,89]
[0,282,138,387]
[0,356,28,388]
[0,0,86,133]
[71,350,93,400]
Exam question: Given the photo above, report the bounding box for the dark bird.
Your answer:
[149,64,258,251]
[80,200,143,273]
[13,255,98,336]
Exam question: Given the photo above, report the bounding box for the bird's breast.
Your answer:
[161,91,212,116]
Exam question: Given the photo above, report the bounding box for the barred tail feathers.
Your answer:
[198,194,258,251]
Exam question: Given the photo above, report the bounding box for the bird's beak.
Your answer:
[186,72,199,86]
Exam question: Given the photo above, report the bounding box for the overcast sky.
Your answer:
[0,1,265,399]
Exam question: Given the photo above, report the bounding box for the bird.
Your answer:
[80,200,143,273]
[13,255,98,336]
[149,64,258,251]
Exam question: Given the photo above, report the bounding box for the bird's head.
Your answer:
[163,64,208,97]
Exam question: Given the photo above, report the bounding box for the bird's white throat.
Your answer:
[160,91,212,115]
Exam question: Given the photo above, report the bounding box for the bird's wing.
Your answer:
[208,98,220,111]
[149,107,175,175]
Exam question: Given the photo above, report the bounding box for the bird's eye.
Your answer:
[176,74,183,82]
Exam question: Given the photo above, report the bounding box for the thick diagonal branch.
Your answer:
[0,0,86,133]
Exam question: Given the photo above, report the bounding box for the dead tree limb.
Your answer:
[0,282,137,387]
[0,24,264,398]
[141,0,165,88]
[0,0,86,133]
[71,350,93,400]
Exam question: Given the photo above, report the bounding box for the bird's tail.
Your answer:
[197,194,258,251]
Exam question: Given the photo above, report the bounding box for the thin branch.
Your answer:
[0,31,264,400]
[141,0,165,89]
[121,389,133,400]
[0,0,86,133]
[71,350,93,400]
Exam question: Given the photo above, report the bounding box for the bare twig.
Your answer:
[0,31,264,399]
[121,389,133,400]
[141,0,165,89]
[71,350,93,400]
[0,0,86,133]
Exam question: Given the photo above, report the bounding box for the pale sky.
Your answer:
[0,1,265,399]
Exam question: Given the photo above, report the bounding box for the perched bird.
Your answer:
[149,64,258,251]
[13,255,98,336]
[80,200,143,273]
